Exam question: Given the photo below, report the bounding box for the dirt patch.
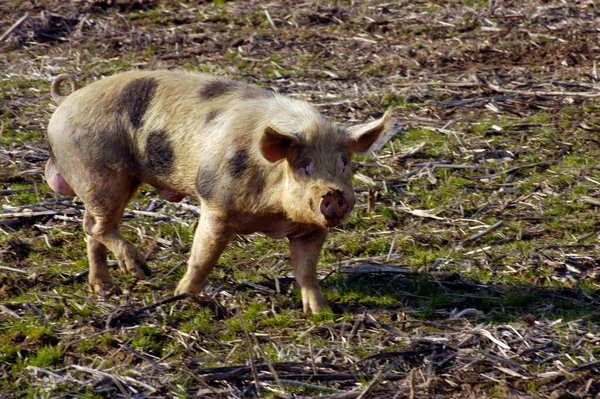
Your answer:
[1,1,600,398]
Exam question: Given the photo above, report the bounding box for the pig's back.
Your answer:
[47,70,319,200]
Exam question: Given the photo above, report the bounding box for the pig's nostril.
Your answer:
[320,191,350,225]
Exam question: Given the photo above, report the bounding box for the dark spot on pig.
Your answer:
[205,109,220,125]
[241,85,275,100]
[73,134,84,152]
[145,130,174,175]
[228,149,248,178]
[249,169,266,198]
[73,124,138,173]
[195,167,217,200]
[199,80,237,100]
[118,77,158,129]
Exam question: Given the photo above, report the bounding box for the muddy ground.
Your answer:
[1,1,600,398]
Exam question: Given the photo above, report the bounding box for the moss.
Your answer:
[0,128,44,146]
[131,326,169,357]
[308,308,335,325]
[27,345,63,367]
[180,307,215,333]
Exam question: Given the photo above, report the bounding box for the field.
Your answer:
[1,1,600,397]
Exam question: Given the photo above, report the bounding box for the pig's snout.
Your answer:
[320,189,350,227]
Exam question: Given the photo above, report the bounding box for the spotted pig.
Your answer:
[45,70,392,313]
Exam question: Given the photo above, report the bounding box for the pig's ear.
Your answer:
[259,126,299,163]
[345,110,392,153]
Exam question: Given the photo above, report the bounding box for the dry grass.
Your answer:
[1,1,600,398]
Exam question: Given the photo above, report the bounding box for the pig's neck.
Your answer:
[227,213,319,239]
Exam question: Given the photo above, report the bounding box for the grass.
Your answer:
[2,0,600,397]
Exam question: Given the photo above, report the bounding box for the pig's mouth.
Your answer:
[324,217,344,228]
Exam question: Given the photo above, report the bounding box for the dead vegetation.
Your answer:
[1,1,600,398]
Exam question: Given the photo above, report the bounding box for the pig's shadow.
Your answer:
[281,267,600,321]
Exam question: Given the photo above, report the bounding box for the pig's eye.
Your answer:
[298,160,314,176]
[337,153,349,174]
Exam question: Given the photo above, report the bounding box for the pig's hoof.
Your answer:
[90,280,121,297]
[174,282,202,295]
[304,301,329,314]
[116,252,149,280]
[301,288,328,314]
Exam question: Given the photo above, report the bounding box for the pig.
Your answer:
[45,70,392,313]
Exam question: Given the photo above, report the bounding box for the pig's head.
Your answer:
[259,108,392,228]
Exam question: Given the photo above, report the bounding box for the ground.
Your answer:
[1,1,600,398]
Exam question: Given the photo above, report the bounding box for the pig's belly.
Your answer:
[232,215,317,239]
[155,186,186,202]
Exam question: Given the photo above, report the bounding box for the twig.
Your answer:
[537,244,597,250]
[176,202,201,215]
[278,379,339,393]
[106,293,193,328]
[473,328,511,350]
[239,310,261,396]
[370,123,405,153]
[356,365,388,399]
[0,264,30,274]
[195,361,346,376]
[519,342,554,356]
[26,366,72,383]
[393,81,482,88]
[472,160,557,180]
[132,293,193,316]
[569,359,600,372]
[0,13,29,43]
[411,162,483,169]
[0,189,34,195]
[463,221,504,243]
[340,263,411,275]
[202,371,406,382]
[252,333,282,391]
[382,318,459,333]
[0,305,21,318]
[478,350,526,373]
[71,365,156,393]
[487,83,600,98]
[328,253,402,266]
[274,277,283,308]
[318,391,361,399]
[434,95,516,107]
[63,330,109,352]
[308,337,318,375]
[119,343,165,372]
[130,209,172,219]
[264,10,276,29]
[0,209,78,219]
[397,162,491,180]
[110,375,132,399]
[409,368,416,399]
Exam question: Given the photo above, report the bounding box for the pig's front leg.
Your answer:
[175,210,232,295]
[289,228,328,313]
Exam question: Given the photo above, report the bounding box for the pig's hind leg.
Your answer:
[79,171,148,295]
[289,228,328,313]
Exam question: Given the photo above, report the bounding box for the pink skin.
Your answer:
[156,187,185,202]
[45,158,76,196]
